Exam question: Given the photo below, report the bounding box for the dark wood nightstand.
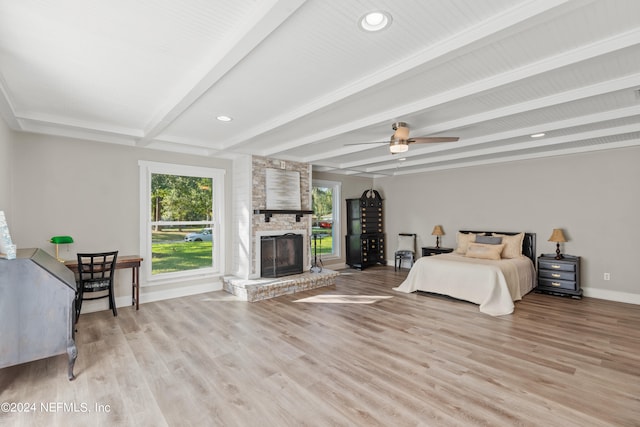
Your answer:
[422,247,454,256]
[536,254,582,299]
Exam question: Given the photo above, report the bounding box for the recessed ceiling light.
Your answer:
[216,115,233,122]
[359,11,392,32]
[398,157,406,161]
[530,132,546,138]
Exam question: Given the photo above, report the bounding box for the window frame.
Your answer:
[139,161,225,284]
[312,179,341,259]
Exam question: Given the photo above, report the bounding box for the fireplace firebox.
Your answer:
[260,233,303,278]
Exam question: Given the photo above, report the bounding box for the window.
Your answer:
[139,161,225,282]
[311,180,341,258]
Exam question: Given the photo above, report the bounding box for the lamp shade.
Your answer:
[50,235,74,244]
[431,225,444,236]
[548,229,567,243]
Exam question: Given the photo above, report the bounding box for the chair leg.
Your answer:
[109,285,118,317]
[75,292,83,324]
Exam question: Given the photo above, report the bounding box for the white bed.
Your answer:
[393,231,536,316]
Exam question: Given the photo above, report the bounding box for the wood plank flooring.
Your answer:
[1,266,639,426]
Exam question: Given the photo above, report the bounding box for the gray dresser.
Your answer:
[0,248,77,379]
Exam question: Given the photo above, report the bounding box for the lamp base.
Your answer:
[555,243,564,260]
[54,244,65,262]
[435,236,440,249]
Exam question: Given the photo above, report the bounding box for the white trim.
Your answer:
[312,179,341,258]
[78,279,222,314]
[582,288,640,305]
[138,160,225,285]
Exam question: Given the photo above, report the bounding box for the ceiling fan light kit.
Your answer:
[389,139,409,153]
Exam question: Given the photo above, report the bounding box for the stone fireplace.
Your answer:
[249,156,312,278]
[223,155,339,301]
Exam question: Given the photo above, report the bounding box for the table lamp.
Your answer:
[548,228,567,260]
[50,235,74,262]
[431,225,444,249]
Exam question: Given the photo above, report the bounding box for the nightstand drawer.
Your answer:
[539,269,575,281]
[539,260,576,272]
[538,277,576,290]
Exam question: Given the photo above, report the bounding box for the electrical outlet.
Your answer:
[604,272,610,281]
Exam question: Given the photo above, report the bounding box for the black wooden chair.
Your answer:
[76,251,118,322]
[394,233,416,271]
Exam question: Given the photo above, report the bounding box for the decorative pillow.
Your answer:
[396,235,415,252]
[465,243,505,260]
[455,232,476,254]
[493,232,525,259]
[475,235,502,245]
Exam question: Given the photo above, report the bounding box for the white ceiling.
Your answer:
[1,0,639,176]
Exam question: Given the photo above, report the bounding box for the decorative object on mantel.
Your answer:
[431,225,444,249]
[266,168,301,210]
[50,235,74,262]
[0,211,17,259]
[548,228,567,259]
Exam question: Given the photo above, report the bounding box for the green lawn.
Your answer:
[151,230,212,274]
[150,229,333,274]
[311,228,333,255]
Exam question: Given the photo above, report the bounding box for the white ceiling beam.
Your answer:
[385,123,640,171]
[136,0,306,146]
[312,103,640,172]
[222,0,573,151]
[286,27,640,161]
[358,104,640,172]
[391,138,640,176]
[310,72,640,169]
[0,73,21,130]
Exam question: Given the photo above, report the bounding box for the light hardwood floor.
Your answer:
[1,266,639,427]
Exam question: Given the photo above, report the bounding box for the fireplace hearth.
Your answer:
[260,233,303,278]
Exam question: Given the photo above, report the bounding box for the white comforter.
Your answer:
[393,253,535,316]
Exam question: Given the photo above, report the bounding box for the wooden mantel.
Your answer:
[253,209,313,222]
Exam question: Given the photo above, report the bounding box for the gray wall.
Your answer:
[10,130,233,302]
[5,118,639,304]
[0,118,12,220]
[375,146,640,302]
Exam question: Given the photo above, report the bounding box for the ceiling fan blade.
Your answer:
[407,137,459,144]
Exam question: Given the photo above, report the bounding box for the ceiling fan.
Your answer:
[347,122,459,153]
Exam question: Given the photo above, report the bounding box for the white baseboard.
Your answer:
[79,280,223,314]
[583,288,640,305]
[322,261,347,271]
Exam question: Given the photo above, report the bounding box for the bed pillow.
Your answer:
[465,243,505,260]
[475,235,502,245]
[396,235,415,252]
[455,232,476,254]
[493,232,525,259]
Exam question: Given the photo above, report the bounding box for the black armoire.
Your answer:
[346,189,385,269]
